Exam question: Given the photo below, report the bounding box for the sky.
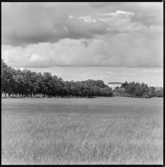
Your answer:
[2,2,163,86]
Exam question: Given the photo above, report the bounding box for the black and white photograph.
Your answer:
[1,2,163,164]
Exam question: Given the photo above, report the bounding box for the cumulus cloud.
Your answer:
[81,41,89,47]
[91,2,163,27]
[2,3,111,46]
[2,34,163,68]
[29,54,45,67]
[4,3,160,46]
[78,16,96,23]
[96,10,134,17]
[1,2,163,68]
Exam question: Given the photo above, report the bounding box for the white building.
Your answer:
[108,82,123,90]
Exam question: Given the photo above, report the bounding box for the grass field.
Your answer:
[2,97,163,164]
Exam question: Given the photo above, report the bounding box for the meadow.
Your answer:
[2,97,163,164]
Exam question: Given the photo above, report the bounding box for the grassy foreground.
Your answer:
[2,97,163,164]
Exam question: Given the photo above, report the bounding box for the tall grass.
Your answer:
[2,97,163,164]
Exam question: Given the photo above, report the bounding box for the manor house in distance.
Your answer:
[108,82,123,90]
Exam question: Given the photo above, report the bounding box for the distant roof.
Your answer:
[108,82,123,84]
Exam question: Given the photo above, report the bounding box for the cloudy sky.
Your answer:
[2,2,163,86]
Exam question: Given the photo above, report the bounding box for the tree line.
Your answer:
[1,60,163,99]
[1,60,113,98]
[113,81,163,98]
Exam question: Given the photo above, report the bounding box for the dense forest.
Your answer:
[1,60,163,98]
[1,60,113,98]
[113,81,163,98]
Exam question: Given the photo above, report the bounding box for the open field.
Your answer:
[2,97,163,164]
